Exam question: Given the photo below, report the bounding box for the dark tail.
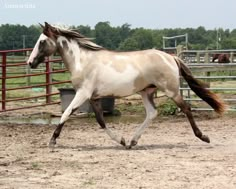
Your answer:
[174,57,226,115]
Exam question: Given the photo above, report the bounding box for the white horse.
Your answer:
[27,22,225,149]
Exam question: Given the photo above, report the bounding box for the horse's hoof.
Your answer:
[201,135,210,143]
[126,145,132,150]
[49,139,56,148]
[126,140,138,149]
[130,140,138,147]
[120,137,126,147]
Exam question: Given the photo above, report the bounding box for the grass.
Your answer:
[1,71,71,100]
[1,57,71,100]
[116,102,144,114]
[115,98,178,116]
[157,99,178,115]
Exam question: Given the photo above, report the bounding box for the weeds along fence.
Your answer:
[0,48,71,112]
[178,49,236,111]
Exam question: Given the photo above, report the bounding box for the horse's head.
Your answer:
[27,22,58,69]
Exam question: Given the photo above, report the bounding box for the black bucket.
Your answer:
[58,88,115,114]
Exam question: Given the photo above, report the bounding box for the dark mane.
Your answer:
[54,26,104,51]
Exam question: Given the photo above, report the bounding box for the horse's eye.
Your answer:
[40,40,45,45]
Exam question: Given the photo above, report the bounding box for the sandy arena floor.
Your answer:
[0,111,236,189]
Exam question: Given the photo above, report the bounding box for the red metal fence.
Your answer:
[0,48,71,112]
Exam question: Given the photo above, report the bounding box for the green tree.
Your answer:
[119,28,154,50]
[0,24,40,50]
[118,38,139,50]
[95,22,117,49]
[76,25,93,37]
[222,38,236,49]
[0,22,236,51]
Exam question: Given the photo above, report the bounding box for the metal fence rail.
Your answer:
[0,48,71,112]
[179,49,236,64]
[179,49,236,111]
[1,48,236,112]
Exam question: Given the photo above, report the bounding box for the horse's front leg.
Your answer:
[49,89,89,148]
[90,99,126,147]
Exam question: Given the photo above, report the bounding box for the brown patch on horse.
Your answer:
[62,40,69,51]
[110,62,127,73]
[133,75,148,92]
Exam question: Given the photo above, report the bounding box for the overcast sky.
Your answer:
[0,0,235,30]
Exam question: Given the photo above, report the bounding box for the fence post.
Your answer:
[196,52,200,63]
[1,53,6,111]
[26,51,31,86]
[204,52,211,79]
[230,52,234,63]
[45,57,52,103]
[204,52,210,63]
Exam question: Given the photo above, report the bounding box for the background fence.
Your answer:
[179,49,236,111]
[1,48,236,112]
[0,48,71,112]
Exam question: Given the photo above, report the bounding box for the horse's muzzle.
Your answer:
[28,62,37,69]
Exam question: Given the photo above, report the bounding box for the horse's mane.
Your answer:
[54,26,104,51]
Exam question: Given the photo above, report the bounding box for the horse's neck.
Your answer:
[57,37,82,74]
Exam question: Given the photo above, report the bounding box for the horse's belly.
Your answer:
[96,65,140,97]
[96,80,137,97]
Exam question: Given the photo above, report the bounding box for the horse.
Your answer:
[212,53,230,63]
[27,22,226,149]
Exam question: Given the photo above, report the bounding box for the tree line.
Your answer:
[0,21,236,51]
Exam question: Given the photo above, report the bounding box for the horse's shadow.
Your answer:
[54,143,189,152]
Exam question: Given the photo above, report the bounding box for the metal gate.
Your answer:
[179,50,236,111]
[0,48,71,112]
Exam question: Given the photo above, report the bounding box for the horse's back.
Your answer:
[91,49,180,98]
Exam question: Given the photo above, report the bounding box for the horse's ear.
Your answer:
[43,22,56,38]
[44,22,52,33]
[44,22,51,29]
[39,23,44,29]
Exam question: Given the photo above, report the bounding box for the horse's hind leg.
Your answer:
[49,90,88,148]
[172,94,210,143]
[129,88,157,149]
[90,99,126,147]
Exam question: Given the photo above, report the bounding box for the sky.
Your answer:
[0,0,235,30]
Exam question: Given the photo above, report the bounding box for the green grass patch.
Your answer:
[116,102,144,114]
[157,99,178,116]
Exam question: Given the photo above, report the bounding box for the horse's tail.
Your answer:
[174,57,226,115]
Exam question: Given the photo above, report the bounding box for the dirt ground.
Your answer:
[0,109,236,189]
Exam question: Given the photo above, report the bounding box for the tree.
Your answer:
[0,22,236,51]
[119,23,132,41]
[94,22,116,49]
[76,25,93,37]
[132,29,154,49]
[222,38,236,49]
[118,38,139,50]
[0,24,40,50]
